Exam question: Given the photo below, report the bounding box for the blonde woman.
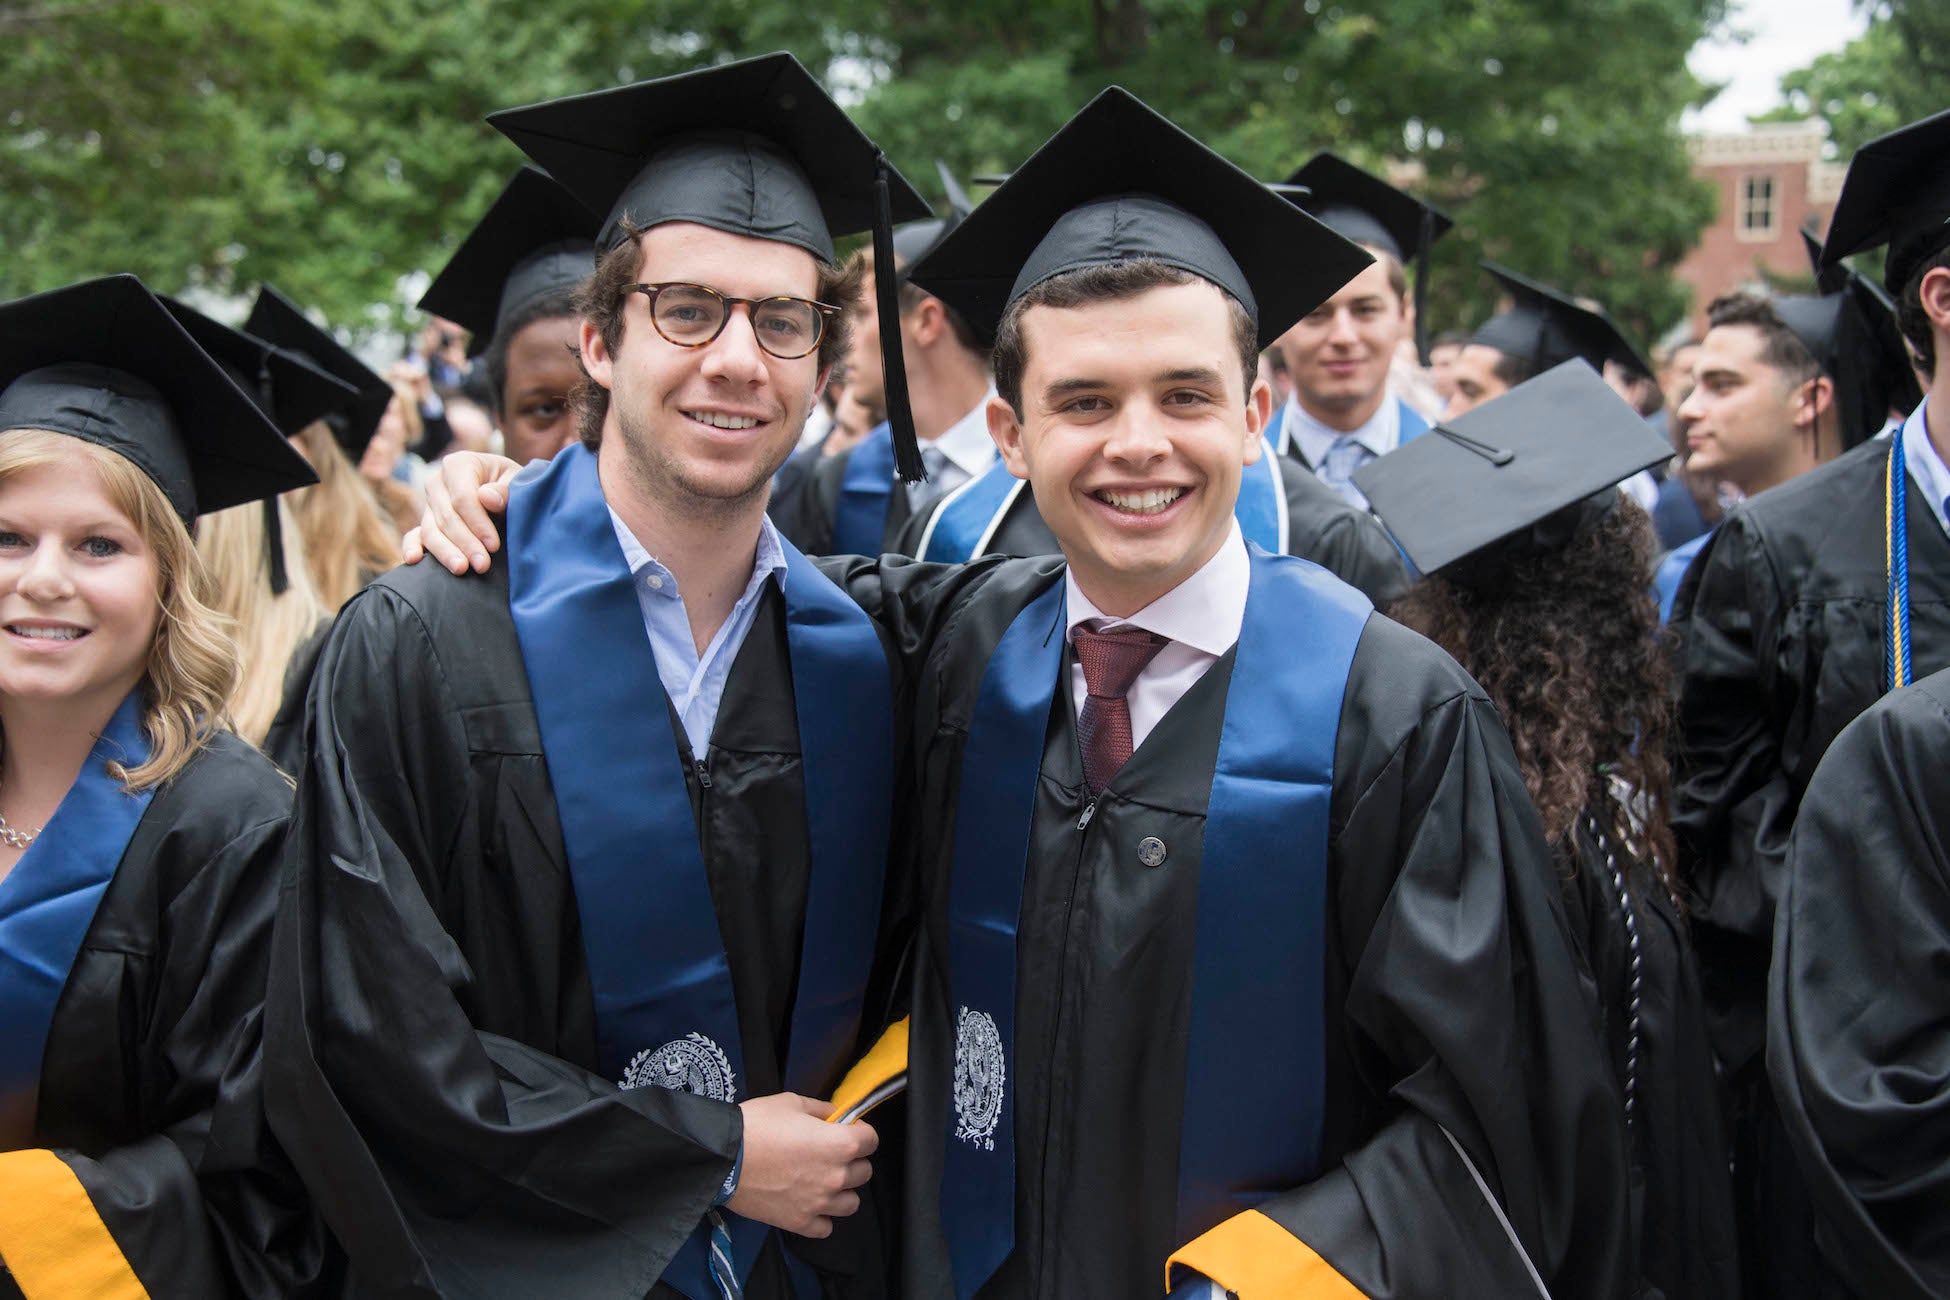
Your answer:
[0,277,335,1296]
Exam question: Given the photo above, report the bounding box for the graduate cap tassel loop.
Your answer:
[1415,206,1434,367]
[873,151,925,484]
[1431,423,1515,466]
[252,352,292,596]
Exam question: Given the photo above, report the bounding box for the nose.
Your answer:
[1325,307,1360,346]
[698,304,770,387]
[1676,383,1708,424]
[1100,402,1173,469]
[14,540,75,603]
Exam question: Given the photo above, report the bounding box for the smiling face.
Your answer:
[581,221,828,514]
[991,278,1266,616]
[1271,255,1406,428]
[0,451,161,715]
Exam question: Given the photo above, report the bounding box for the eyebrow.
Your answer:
[1040,366,1228,403]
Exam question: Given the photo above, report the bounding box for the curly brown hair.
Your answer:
[1388,497,1679,896]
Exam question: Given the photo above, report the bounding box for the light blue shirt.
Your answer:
[607,507,790,758]
[1901,398,1950,539]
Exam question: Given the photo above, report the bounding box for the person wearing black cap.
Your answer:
[244,286,406,611]
[419,165,599,465]
[1362,360,1740,1300]
[1262,152,1451,509]
[1447,262,1653,418]
[888,89,1628,1300]
[1768,664,1950,1299]
[264,53,928,1300]
[1668,107,1950,1300]
[771,164,1000,558]
[0,275,336,1295]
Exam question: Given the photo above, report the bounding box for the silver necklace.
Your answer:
[0,807,41,849]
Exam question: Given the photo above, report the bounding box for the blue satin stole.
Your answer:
[918,437,1289,564]
[832,421,897,557]
[0,692,154,1146]
[505,443,895,1300]
[939,548,1371,1298]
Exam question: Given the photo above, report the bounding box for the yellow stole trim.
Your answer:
[825,1017,909,1122]
[0,1148,149,1298]
[1166,1208,1370,1299]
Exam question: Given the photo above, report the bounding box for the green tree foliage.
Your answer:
[3,0,1721,347]
[1756,1,1947,158]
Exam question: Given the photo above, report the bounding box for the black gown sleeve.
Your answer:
[259,618,330,777]
[1767,669,1950,1300]
[1280,467,1410,607]
[262,578,742,1300]
[1668,513,1794,1072]
[1172,633,1633,1299]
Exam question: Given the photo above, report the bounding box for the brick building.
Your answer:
[1675,119,1848,336]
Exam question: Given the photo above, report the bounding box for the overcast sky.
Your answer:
[1685,0,1870,133]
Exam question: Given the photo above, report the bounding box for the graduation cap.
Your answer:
[1776,228,1924,449]
[1819,107,1950,295]
[1279,152,1454,364]
[488,53,934,479]
[162,297,359,437]
[891,161,979,270]
[418,167,600,358]
[1352,359,1670,581]
[0,275,317,524]
[1470,262,1652,381]
[907,87,1373,352]
[244,287,394,463]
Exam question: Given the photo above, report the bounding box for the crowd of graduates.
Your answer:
[0,50,1945,1300]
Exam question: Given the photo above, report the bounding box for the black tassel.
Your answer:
[1414,207,1434,367]
[873,153,926,484]
[264,497,290,596]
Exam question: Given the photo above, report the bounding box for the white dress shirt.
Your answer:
[1283,388,1404,467]
[1064,520,1250,749]
[1901,397,1950,538]
[908,389,1000,505]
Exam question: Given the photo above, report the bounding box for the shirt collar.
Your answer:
[1284,389,1399,468]
[1901,396,1950,538]
[1064,519,1249,659]
[607,505,789,603]
[926,388,1001,479]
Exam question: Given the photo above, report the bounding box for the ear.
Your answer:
[908,297,948,348]
[1805,373,1835,421]
[1242,374,1272,466]
[580,319,615,391]
[1920,265,1950,333]
[988,393,1031,479]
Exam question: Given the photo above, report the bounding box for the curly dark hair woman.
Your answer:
[1388,492,1739,1300]
[1389,496,1677,885]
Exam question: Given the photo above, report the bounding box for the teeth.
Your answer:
[1096,487,1185,515]
[9,626,82,640]
[687,411,759,430]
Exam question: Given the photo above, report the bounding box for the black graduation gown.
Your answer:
[1670,440,1950,1300]
[1559,815,1740,1300]
[827,555,1632,1300]
[894,465,1410,606]
[0,735,336,1300]
[772,442,912,558]
[1768,665,1950,1300]
[263,557,902,1300]
[259,618,329,776]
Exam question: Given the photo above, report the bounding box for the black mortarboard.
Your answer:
[892,162,979,269]
[1280,152,1454,364]
[1783,227,1924,448]
[1352,359,1670,580]
[0,275,317,523]
[418,167,600,358]
[244,286,394,462]
[1470,262,1652,380]
[162,297,359,437]
[1819,107,1950,294]
[488,52,933,479]
[907,87,1373,351]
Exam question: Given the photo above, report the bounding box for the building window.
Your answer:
[1738,173,1777,241]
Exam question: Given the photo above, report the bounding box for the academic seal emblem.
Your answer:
[621,1032,737,1102]
[953,1006,1006,1150]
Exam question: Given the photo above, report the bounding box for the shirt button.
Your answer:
[1137,836,1167,868]
[645,575,665,591]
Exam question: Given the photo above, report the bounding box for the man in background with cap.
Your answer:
[1445,263,1652,419]
[1669,106,1950,1300]
[266,54,932,1300]
[1262,153,1449,510]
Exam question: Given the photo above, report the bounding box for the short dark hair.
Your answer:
[1491,348,1536,390]
[483,285,579,422]
[1704,291,1821,388]
[570,221,865,449]
[1897,245,1950,380]
[863,246,992,365]
[992,260,1258,416]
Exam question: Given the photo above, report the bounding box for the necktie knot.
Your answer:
[1073,622,1169,699]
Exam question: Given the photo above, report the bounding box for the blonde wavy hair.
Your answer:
[0,430,239,790]
[287,418,402,611]
[193,496,329,747]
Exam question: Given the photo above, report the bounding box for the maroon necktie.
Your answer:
[1072,622,1170,796]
